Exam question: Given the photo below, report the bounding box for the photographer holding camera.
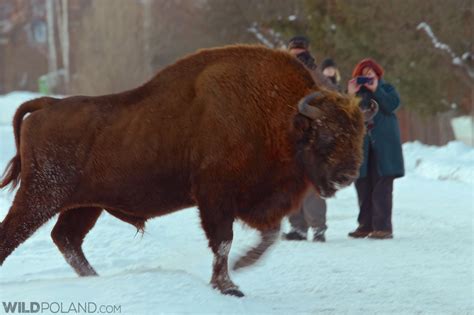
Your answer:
[347,58,404,239]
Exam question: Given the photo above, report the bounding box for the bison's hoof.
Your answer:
[222,288,245,298]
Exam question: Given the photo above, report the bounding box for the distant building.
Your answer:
[0,0,87,94]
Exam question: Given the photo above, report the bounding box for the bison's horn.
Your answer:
[362,99,379,122]
[297,92,324,120]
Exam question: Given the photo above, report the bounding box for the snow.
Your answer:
[403,141,474,184]
[0,91,44,125]
[451,115,474,146]
[0,92,473,314]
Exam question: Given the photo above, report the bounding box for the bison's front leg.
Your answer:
[232,225,280,271]
[51,207,103,276]
[199,208,243,297]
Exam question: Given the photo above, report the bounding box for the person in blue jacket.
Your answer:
[347,58,404,239]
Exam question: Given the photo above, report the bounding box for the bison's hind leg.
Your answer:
[51,207,102,276]
[0,183,67,265]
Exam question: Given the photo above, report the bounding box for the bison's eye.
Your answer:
[318,129,334,145]
[294,115,311,132]
[315,128,334,155]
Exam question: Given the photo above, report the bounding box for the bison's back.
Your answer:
[178,45,316,174]
[19,95,195,215]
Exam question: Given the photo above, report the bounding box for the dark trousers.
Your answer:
[355,148,394,232]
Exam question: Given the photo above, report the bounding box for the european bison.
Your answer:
[0,45,370,297]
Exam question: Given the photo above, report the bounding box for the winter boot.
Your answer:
[368,231,393,239]
[348,228,372,238]
[282,229,307,241]
[312,227,326,242]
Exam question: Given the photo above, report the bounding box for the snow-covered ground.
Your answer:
[0,92,473,315]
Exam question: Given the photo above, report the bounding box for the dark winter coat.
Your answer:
[357,80,404,178]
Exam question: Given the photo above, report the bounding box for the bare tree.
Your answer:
[141,0,153,78]
[45,0,58,89]
[56,0,70,89]
[417,22,474,82]
[70,0,147,95]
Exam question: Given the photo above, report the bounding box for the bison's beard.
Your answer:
[308,168,358,199]
[307,172,338,199]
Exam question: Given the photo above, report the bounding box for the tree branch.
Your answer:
[417,22,474,80]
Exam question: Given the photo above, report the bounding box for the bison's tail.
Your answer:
[0,157,21,191]
[0,97,52,190]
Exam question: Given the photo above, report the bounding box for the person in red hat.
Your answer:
[347,58,404,239]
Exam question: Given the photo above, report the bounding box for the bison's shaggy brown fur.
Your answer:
[0,45,365,297]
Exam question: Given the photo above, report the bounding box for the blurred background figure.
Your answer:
[283,35,328,243]
[287,36,318,73]
[287,36,339,90]
[320,58,341,91]
[347,58,404,239]
[283,188,327,242]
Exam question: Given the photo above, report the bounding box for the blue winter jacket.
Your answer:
[358,80,405,178]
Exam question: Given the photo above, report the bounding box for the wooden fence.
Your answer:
[397,108,456,146]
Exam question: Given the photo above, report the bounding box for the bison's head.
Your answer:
[294,90,375,198]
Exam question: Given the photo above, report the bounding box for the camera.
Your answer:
[356,76,374,85]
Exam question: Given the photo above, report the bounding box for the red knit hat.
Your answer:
[351,58,384,78]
